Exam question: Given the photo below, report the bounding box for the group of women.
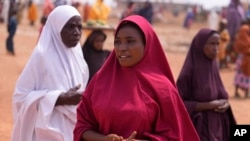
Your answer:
[11,4,236,141]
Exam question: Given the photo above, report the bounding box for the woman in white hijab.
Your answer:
[11,5,89,141]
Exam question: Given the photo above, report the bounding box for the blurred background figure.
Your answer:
[42,0,54,19]
[54,0,67,7]
[0,0,9,23]
[88,0,110,24]
[28,0,38,26]
[6,9,17,56]
[120,1,136,20]
[226,0,245,64]
[207,9,219,30]
[137,1,153,24]
[0,0,3,23]
[233,18,250,98]
[217,19,230,69]
[82,2,90,23]
[16,1,25,24]
[183,7,194,30]
[82,29,110,83]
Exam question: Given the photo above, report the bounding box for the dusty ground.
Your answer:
[0,7,250,141]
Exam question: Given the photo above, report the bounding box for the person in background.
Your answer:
[54,0,67,7]
[226,0,245,64]
[217,19,230,69]
[183,7,194,30]
[88,0,110,24]
[74,15,200,141]
[11,5,89,141]
[120,1,137,20]
[43,0,54,18]
[137,1,153,24]
[82,2,90,23]
[28,0,38,26]
[6,9,17,56]
[16,1,25,24]
[82,29,110,83]
[233,18,250,98]
[176,28,236,141]
[207,9,219,30]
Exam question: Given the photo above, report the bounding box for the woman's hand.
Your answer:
[208,99,225,110]
[55,84,82,106]
[214,99,230,113]
[104,134,123,141]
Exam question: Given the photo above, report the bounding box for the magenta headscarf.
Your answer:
[74,15,200,141]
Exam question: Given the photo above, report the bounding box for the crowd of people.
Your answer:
[1,0,250,140]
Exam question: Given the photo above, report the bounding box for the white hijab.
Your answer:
[12,5,89,141]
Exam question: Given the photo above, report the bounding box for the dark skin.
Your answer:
[55,16,83,106]
[60,15,82,48]
[195,33,230,113]
[81,24,149,141]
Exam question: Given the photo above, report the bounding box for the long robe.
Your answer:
[11,5,89,141]
[177,28,236,141]
[74,15,200,141]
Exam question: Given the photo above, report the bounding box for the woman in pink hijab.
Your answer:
[74,15,199,141]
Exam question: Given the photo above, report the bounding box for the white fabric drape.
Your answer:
[11,5,89,141]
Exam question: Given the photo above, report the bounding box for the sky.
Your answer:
[31,0,249,10]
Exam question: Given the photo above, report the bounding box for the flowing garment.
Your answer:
[74,15,200,141]
[11,5,89,141]
[177,28,236,141]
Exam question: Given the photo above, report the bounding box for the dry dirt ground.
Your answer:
[1,8,250,141]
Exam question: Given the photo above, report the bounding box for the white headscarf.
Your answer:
[11,5,89,141]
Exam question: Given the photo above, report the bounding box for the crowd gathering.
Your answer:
[1,0,250,140]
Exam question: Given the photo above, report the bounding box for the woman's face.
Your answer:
[61,16,82,48]
[203,33,220,60]
[114,25,145,67]
[93,34,105,51]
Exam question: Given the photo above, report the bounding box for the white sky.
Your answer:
[31,0,250,10]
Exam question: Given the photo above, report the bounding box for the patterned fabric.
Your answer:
[234,54,250,89]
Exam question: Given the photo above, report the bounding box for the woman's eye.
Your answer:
[114,40,120,45]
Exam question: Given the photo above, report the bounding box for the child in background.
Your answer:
[82,29,110,83]
[217,19,230,69]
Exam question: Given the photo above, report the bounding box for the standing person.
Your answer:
[74,15,200,141]
[28,0,38,26]
[16,1,25,24]
[183,7,194,30]
[82,29,110,83]
[137,1,153,24]
[226,0,245,64]
[233,18,250,98]
[6,9,17,55]
[176,28,236,141]
[120,1,137,20]
[217,19,230,69]
[11,5,89,141]
[43,0,54,18]
[88,0,110,24]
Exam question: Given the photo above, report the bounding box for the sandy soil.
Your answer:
[1,7,250,141]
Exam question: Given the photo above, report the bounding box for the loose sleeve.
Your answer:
[176,72,197,117]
